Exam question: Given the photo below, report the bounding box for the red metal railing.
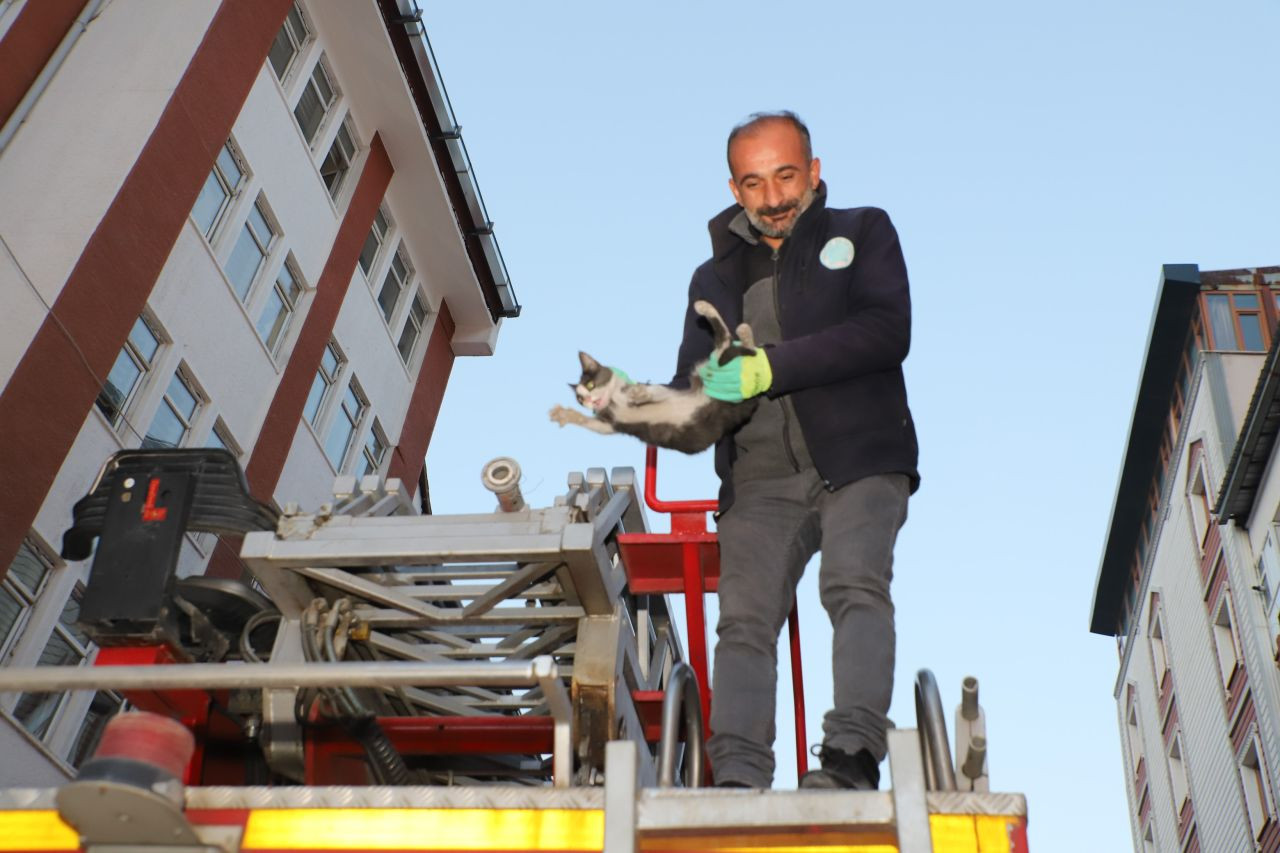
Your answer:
[634,445,808,777]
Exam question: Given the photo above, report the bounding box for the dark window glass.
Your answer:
[1240,314,1265,351]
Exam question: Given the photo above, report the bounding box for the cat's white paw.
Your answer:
[549,405,583,427]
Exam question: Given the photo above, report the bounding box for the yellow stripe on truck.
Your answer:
[0,811,80,851]
[243,808,604,851]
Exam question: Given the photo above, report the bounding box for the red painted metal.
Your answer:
[626,446,809,778]
[305,715,557,785]
[642,445,717,514]
[788,603,807,775]
[630,690,665,743]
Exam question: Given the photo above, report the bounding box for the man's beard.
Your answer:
[744,185,816,238]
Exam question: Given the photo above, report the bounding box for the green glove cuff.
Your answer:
[741,350,772,398]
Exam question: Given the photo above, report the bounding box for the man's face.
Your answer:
[728,120,821,240]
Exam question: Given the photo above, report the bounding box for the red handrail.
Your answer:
[643,445,717,513]
[641,444,808,777]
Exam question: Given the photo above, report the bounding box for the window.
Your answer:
[1150,610,1169,688]
[268,3,310,81]
[294,54,337,146]
[1126,698,1143,775]
[206,419,241,459]
[225,196,277,300]
[143,369,202,450]
[304,340,344,427]
[397,292,429,364]
[1211,596,1240,688]
[361,419,388,477]
[256,258,304,356]
[1240,733,1275,840]
[11,586,91,741]
[1142,822,1155,853]
[191,140,245,238]
[320,117,357,199]
[1258,531,1279,610]
[378,245,410,322]
[0,539,53,661]
[96,315,161,427]
[1168,732,1190,813]
[1204,292,1267,351]
[358,207,390,277]
[324,378,367,470]
[1185,454,1211,549]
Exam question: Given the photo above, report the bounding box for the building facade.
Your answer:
[0,0,517,782]
[1093,266,1280,851]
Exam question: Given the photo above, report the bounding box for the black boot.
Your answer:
[799,745,880,790]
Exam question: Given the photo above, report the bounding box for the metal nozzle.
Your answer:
[481,457,525,512]
[960,675,979,721]
[961,735,987,781]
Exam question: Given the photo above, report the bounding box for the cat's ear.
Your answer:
[578,351,601,373]
[567,383,578,391]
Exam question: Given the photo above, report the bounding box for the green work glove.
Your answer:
[698,349,772,402]
[608,366,631,385]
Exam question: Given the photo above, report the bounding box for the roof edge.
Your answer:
[1089,264,1201,636]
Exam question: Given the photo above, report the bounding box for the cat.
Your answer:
[549,300,758,454]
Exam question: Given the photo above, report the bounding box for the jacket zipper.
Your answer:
[772,248,801,474]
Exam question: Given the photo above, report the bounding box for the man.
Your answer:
[671,111,918,789]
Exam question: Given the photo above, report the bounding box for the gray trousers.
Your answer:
[707,469,910,787]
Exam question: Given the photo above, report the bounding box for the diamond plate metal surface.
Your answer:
[926,790,1027,816]
[0,789,58,809]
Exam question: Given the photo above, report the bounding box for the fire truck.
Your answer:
[0,446,1027,852]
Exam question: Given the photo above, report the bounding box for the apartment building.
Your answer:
[1092,265,1280,850]
[0,0,517,781]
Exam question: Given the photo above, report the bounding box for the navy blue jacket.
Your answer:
[671,186,920,512]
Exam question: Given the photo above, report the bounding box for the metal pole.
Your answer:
[657,662,705,788]
[787,604,808,775]
[0,659,558,692]
[913,668,957,791]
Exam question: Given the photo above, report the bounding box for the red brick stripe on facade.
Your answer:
[206,136,394,580]
[242,135,393,501]
[0,0,292,579]
[0,0,89,129]
[386,302,455,489]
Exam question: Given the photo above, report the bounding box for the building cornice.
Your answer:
[1091,265,1201,636]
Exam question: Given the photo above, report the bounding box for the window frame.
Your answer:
[191,138,248,241]
[267,2,312,84]
[293,52,340,148]
[255,254,306,358]
[0,537,55,663]
[1149,607,1169,690]
[1202,290,1270,352]
[358,205,392,279]
[1184,444,1211,551]
[304,339,347,429]
[1239,729,1276,840]
[323,376,368,472]
[142,366,205,451]
[360,418,389,478]
[320,114,358,201]
[377,243,412,324]
[223,193,280,303]
[1167,730,1190,815]
[397,291,430,365]
[1210,593,1242,689]
[95,313,164,431]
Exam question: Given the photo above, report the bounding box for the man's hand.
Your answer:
[698,349,772,402]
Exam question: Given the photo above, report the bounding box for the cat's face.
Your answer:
[572,352,618,411]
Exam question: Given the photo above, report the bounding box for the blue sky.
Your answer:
[419,3,1280,849]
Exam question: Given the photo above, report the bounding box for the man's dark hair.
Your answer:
[726,111,813,172]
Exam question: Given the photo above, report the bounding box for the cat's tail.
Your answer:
[693,300,732,350]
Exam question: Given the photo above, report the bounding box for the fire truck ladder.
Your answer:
[0,448,1028,853]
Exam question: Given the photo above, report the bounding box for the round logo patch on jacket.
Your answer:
[819,236,855,270]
